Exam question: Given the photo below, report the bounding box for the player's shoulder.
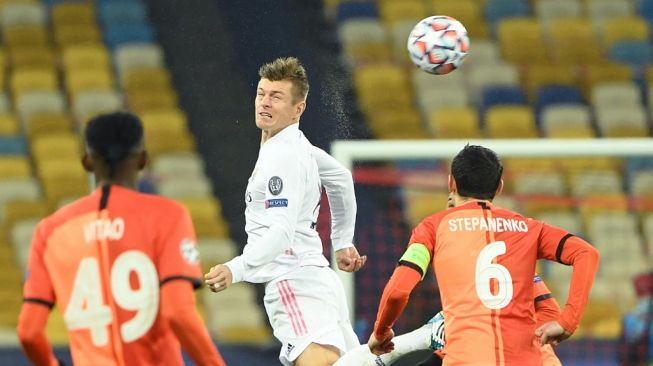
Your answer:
[129,190,188,216]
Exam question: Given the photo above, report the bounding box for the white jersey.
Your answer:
[226,123,356,284]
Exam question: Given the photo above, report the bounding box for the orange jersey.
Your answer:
[23,185,203,366]
[402,200,598,366]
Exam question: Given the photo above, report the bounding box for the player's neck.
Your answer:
[455,195,492,206]
[94,174,139,191]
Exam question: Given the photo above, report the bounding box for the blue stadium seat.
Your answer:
[609,41,653,66]
[479,85,527,114]
[0,136,27,155]
[104,23,155,49]
[533,85,584,119]
[99,1,148,26]
[485,0,531,32]
[624,156,653,192]
[336,1,378,23]
[636,0,653,20]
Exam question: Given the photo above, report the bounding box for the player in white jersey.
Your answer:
[204,57,366,366]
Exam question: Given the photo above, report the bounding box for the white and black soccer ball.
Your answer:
[407,15,470,75]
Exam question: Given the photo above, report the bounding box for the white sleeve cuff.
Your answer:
[332,241,355,252]
[225,256,245,284]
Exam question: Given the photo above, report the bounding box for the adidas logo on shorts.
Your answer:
[286,343,295,357]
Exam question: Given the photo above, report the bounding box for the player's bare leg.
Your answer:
[295,343,341,366]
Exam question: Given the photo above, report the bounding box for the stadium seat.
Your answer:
[54,24,102,47]
[151,152,206,181]
[428,107,481,139]
[466,63,520,103]
[10,46,55,69]
[643,213,653,245]
[591,81,642,109]
[72,89,122,123]
[497,17,548,64]
[390,20,419,65]
[0,156,30,179]
[411,68,464,95]
[417,87,468,116]
[122,68,172,92]
[520,196,573,217]
[158,176,213,199]
[479,85,527,113]
[146,129,195,158]
[25,113,73,140]
[402,190,448,227]
[0,135,27,155]
[608,40,653,66]
[62,44,111,72]
[197,238,238,268]
[140,109,188,138]
[344,42,393,66]
[0,93,10,115]
[537,211,583,235]
[533,85,584,119]
[512,171,567,196]
[0,114,19,136]
[485,0,531,31]
[127,89,178,114]
[578,194,630,228]
[338,18,387,48]
[103,23,155,49]
[485,105,538,138]
[3,25,48,49]
[0,2,45,28]
[461,39,501,67]
[378,0,427,26]
[535,0,582,24]
[630,170,653,196]
[547,19,602,64]
[10,218,39,269]
[571,169,624,197]
[540,104,595,137]
[600,16,649,48]
[366,107,427,139]
[16,90,66,123]
[492,195,521,212]
[581,63,633,97]
[31,132,82,162]
[98,1,147,26]
[10,68,58,101]
[38,159,88,207]
[0,178,41,209]
[595,105,649,137]
[523,64,577,98]
[335,1,378,23]
[354,64,412,112]
[587,0,635,34]
[0,200,47,238]
[114,43,165,76]
[179,198,229,239]
[51,2,95,28]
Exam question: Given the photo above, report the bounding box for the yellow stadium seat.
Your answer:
[432,0,489,39]
[122,68,172,92]
[503,158,558,175]
[127,89,179,114]
[578,194,629,226]
[601,16,648,48]
[10,46,55,69]
[0,113,19,135]
[179,198,229,238]
[547,19,602,64]
[379,0,428,26]
[578,300,622,338]
[345,43,393,66]
[0,156,30,178]
[429,107,481,138]
[558,157,622,175]
[65,68,115,96]
[3,25,48,48]
[485,106,539,138]
[54,24,101,47]
[62,44,110,72]
[51,2,95,27]
[366,107,428,139]
[147,130,195,158]
[497,18,548,64]
[25,113,73,140]
[403,190,449,227]
[547,127,596,138]
[520,196,573,217]
[581,63,633,97]
[38,159,88,207]
[523,63,577,97]
[354,64,412,112]
[10,68,57,100]
[1,200,47,239]
[140,109,188,135]
[31,132,82,162]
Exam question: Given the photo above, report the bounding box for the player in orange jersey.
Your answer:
[17,112,227,366]
[368,144,599,366]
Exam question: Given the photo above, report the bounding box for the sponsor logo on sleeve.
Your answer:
[268,176,283,195]
[265,199,288,208]
[179,238,200,265]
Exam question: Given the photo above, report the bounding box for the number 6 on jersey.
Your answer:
[475,241,513,310]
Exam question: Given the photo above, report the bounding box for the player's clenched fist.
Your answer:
[335,246,367,273]
[535,321,571,346]
[367,329,395,356]
[204,264,233,293]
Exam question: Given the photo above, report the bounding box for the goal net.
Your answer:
[332,137,653,364]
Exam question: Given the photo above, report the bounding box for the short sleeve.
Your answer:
[23,223,56,307]
[408,219,437,254]
[156,204,202,289]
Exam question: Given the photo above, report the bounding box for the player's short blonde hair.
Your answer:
[258,57,309,103]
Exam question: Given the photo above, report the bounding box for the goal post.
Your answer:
[331,137,653,332]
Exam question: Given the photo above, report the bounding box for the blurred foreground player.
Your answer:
[368,144,599,365]
[17,112,226,366]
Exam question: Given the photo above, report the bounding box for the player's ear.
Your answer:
[81,153,93,172]
[495,179,504,196]
[294,100,306,118]
[137,151,149,171]
[448,174,457,193]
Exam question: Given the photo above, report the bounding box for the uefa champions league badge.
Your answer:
[179,238,200,265]
[268,176,283,195]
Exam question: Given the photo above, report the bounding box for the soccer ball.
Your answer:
[407,16,470,75]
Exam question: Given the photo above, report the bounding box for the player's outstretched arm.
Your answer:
[161,280,227,366]
[17,302,58,366]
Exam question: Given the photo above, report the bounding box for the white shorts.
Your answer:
[264,266,359,365]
